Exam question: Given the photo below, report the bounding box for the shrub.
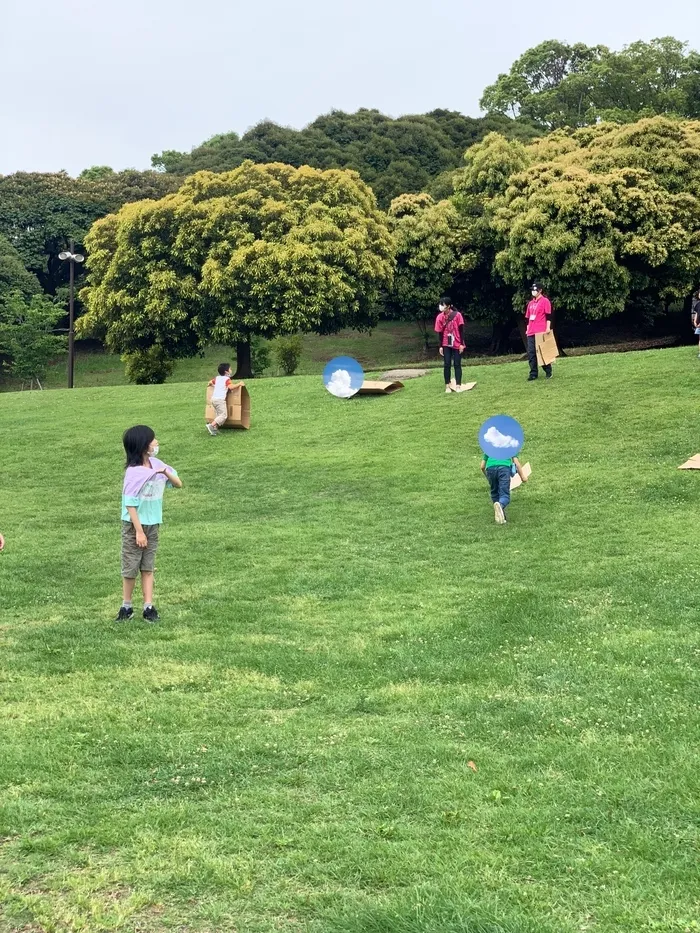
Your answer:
[274,334,303,375]
[250,336,271,377]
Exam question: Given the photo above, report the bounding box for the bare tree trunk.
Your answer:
[234,339,252,379]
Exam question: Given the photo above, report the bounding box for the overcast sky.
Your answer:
[1,0,696,176]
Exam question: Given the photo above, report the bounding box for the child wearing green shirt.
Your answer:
[481,453,527,524]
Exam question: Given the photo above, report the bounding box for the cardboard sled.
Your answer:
[459,382,477,392]
[510,462,532,491]
[357,380,404,395]
[205,382,250,429]
[678,454,700,470]
[536,331,559,366]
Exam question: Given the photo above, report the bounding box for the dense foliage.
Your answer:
[77,162,394,381]
[481,37,700,128]
[447,117,700,338]
[0,170,179,296]
[152,109,540,208]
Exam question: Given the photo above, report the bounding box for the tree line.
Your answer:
[0,37,699,383]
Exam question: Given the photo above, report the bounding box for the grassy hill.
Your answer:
[1,348,698,932]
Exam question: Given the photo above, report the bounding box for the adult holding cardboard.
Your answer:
[435,297,467,393]
[525,283,553,381]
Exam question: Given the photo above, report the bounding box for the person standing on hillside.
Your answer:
[435,297,467,393]
[525,283,553,381]
[692,288,700,358]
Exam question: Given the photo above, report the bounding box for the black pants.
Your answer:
[443,347,462,385]
[527,335,551,378]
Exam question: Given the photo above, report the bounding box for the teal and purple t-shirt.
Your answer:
[121,457,178,525]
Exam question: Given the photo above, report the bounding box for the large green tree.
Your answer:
[0,170,180,297]
[481,37,700,129]
[77,161,394,380]
[0,233,42,304]
[152,109,540,208]
[386,194,465,349]
[489,118,700,324]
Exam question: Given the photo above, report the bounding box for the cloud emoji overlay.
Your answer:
[483,426,519,449]
[326,369,355,398]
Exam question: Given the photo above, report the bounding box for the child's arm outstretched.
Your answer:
[513,457,528,482]
[480,458,487,476]
[159,467,183,489]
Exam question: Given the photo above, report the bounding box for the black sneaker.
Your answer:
[115,606,134,622]
[143,605,160,623]
[527,375,538,381]
[545,371,553,379]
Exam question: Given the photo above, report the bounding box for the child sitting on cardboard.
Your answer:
[207,363,234,436]
[481,452,528,525]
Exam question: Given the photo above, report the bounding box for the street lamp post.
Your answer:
[59,240,85,389]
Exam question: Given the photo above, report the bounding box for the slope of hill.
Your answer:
[0,348,698,932]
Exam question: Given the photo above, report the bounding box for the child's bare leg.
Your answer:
[141,571,154,605]
[122,577,137,603]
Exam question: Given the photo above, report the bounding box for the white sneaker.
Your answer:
[494,503,506,524]
[206,423,218,435]
[445,385,453,394]
[454,385,468,393]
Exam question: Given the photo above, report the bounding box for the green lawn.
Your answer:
[4,322,447,392]
[0,348,698,932]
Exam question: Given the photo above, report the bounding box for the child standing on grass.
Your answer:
[481,451,527,525]
[206,362,234,435]
[116,425,182,623]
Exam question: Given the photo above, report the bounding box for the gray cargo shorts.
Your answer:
[121,521,160,578]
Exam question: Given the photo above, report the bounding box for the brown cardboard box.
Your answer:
[510,462,532,491]
[536,331,559,366]
[205,382,251,429]
[356,380,404,395]
[678,454,700,469]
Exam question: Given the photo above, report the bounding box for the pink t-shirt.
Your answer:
[525,295,552,336]
[434,310,465,348]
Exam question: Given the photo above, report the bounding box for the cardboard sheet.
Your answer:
[459,382,477,391]
[678,454,700,469]
[356,380,404,395]
[205,382,251,429]
[510,462,532,490]
[536,331,559,366]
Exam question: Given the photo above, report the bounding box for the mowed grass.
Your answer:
[0,348,699,933]
[12,322,443,392]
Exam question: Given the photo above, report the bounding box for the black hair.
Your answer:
[123,425,155,468]
[440,296,453,307]
[218,362,231,376]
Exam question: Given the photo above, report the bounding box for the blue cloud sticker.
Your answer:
[323,357,364,398]
[478,415,524,458]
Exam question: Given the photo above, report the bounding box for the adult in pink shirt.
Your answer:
[525,282,553,381]
[434,296,467,393]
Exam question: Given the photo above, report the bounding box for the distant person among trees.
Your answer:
[525,283,553,381]
[435,297,467,393]
[692,288,700,358]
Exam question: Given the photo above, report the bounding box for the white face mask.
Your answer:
[149,444,159,457]
[439,303,447,312]
[531,290,539,297]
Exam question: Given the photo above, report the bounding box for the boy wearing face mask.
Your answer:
[525,283,553,381]
[117,425,183,623]
[434,297,467,393]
